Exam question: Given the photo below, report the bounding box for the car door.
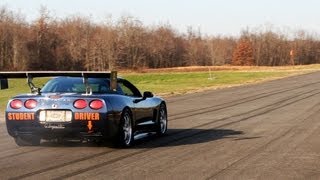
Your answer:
[118,79,155,125]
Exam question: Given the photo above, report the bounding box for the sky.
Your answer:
[0,0,319,36]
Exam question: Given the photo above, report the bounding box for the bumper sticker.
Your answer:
[74,112,100,121]
[7,113,35,120]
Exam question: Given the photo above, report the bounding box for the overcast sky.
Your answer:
[1,0,319,36]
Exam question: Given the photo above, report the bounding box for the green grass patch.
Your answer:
[122,71,296,95]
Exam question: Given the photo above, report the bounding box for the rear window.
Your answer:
[41,77,111,93]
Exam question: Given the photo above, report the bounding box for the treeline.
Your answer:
[0,7,320,71]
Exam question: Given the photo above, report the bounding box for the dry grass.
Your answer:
[119,64,320,74]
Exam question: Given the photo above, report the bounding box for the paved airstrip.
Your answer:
[1,72,320,179]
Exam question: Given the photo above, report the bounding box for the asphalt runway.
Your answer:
[1,72,320,179]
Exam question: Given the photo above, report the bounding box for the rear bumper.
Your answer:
[6,113,121,140]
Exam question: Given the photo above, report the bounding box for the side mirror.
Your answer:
[133,91,154,103]
[0,78,8,89]
[143,91,154,98]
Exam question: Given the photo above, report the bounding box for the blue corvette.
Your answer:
[0,71,168,147]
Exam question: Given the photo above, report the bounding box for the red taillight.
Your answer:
[74,99,87,109]
[10,99,23,109]
[89,100,104,110]
[24,99,37,109]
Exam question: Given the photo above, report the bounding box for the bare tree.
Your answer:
[232,36,254,66]
[1,6,320,71]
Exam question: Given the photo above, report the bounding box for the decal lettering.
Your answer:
[74,112,100,121]
[7,113,35,120]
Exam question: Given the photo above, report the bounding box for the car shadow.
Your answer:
[132,128,244,148]
[40,128,245,148]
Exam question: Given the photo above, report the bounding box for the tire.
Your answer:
[117,109,134,147]
[14,135,41,146]
[156,103,168,135]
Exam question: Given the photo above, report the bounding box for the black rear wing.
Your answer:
[0,71,118,95]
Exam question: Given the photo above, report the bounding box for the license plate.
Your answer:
[39,110,72,122]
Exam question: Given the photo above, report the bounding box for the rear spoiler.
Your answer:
[0,71,118,95]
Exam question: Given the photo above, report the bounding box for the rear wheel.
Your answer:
[14,135,41,146]
[117,109,134,147]
[156,103,168,135]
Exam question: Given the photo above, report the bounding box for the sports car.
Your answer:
[0,71,168,147]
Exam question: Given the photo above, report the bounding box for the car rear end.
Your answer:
[5,94,119,142]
